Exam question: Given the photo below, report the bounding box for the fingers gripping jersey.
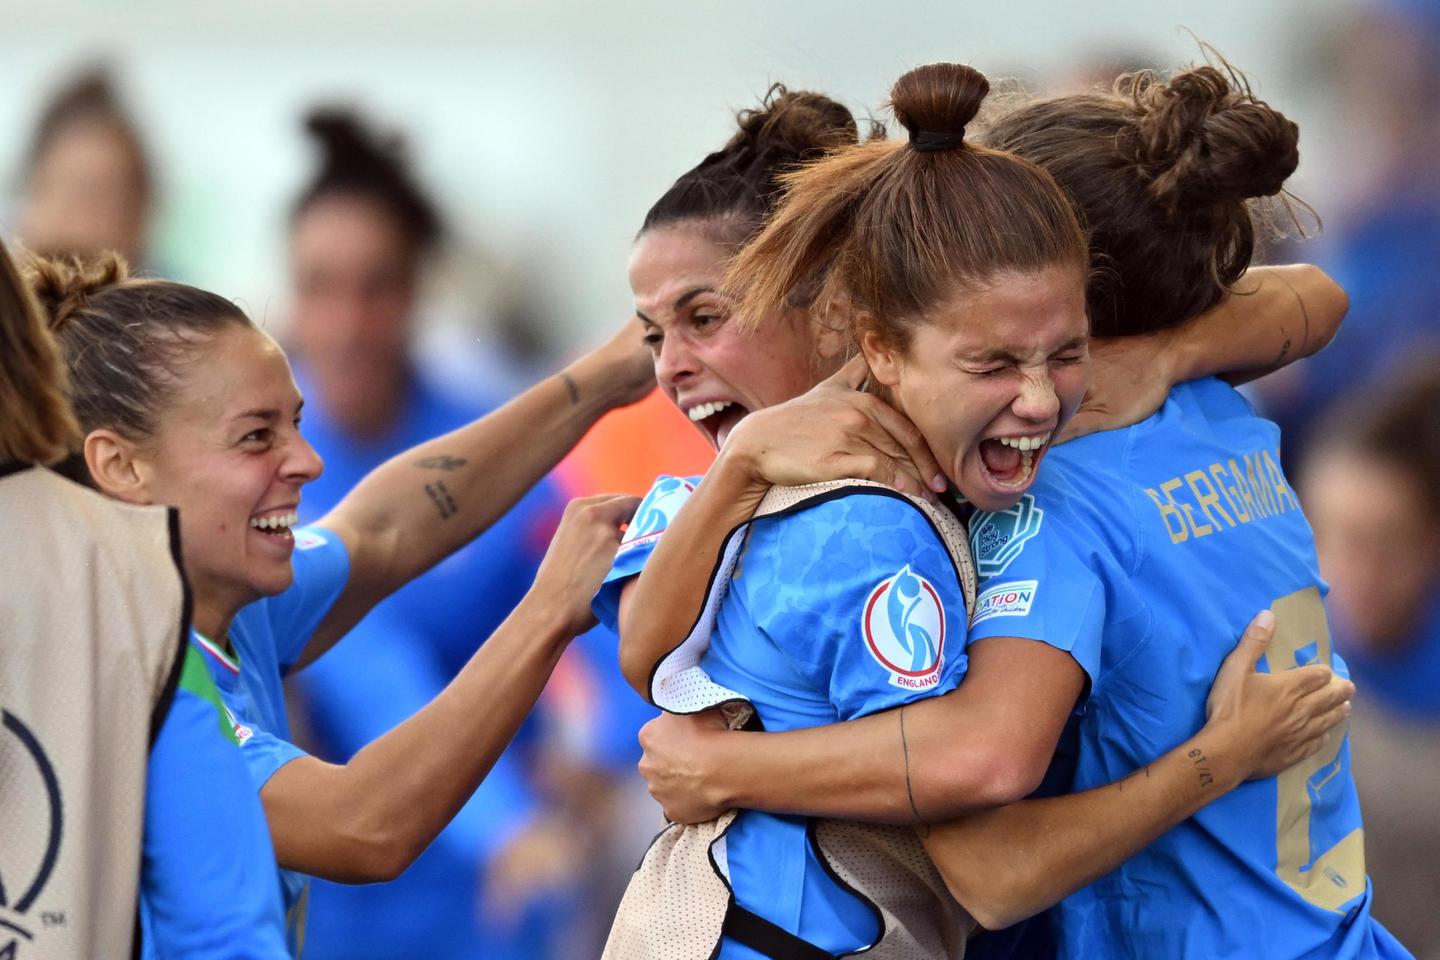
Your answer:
[967,379,1409,960]
[605,482,975,960]
[593,474,701,630]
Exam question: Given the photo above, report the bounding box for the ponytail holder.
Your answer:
[910,129,966,152]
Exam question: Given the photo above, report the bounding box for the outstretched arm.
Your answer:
[261,495,638,883]
[304,323,652,668]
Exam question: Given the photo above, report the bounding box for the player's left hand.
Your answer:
[722,355,948,498]
[637,709,732,824]
[1058,331,1177,443]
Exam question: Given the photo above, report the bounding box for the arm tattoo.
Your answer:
[424,480,459,520]
[415,454,467,471]
[560,371,581,406]
[1188,748,1215,789]
[1276,274,1312,360]
[900,706,931,836]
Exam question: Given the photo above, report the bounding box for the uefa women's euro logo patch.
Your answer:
[862,565,945,690]
[618,476,697,555]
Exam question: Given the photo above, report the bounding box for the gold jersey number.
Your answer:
[1267,587,1366,912]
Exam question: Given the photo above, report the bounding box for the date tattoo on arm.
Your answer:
[1188,748,1215,789]
[424,480,459,520]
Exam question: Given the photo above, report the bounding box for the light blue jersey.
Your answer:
[192,525,351,956]
[140,645,288,958]
[968,378,1410,960]
[705,490,971,957]
[599,477,971,956]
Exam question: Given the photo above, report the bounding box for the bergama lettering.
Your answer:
[1144,447,1299,544]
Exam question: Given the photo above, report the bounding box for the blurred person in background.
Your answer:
[283,107,649,958]
[1251,0,1440,471]
[14,65,153,266]
[1302,361,1440,958]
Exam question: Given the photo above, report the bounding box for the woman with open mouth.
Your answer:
[29,248,653,956]
[599,63,1356,960]
[623,57,1410,960]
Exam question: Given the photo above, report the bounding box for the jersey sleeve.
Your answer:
[140,649,288,958]
[592,475,700,630]
[264,524,352,673]
[738,492,970,721]
[966,494,1103,699]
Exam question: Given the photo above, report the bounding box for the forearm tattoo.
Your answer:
[424,480,459,520]
[415,454,467,471]
[1276,274,1312,363]
[900,706,931,836]
[1188,748,1215,789]
[560,371,581,406]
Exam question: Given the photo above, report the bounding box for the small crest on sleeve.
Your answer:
[862,565,946,690]
[971,580,1039,625]
[970,494,1044,577]
[223,704,254,746]
[617,477,697,554]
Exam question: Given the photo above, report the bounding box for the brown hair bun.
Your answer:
[728,87,861,161]
[890,62,990,148]
[1130,64,1299,214]
[24,252,130,333]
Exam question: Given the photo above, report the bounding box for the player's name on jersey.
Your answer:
[1143,446,1299,544]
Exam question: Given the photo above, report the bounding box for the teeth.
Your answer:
[250,511,298,532]
[997,432,1051,452]
[996,450,1037,488]
[688,401,734,423]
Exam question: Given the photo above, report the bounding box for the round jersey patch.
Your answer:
[863,564,945,690]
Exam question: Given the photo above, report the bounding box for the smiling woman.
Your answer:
[27,250,652,956]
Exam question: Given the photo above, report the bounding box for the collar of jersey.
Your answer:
[192,629,241,675]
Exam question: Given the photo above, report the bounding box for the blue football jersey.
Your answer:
[702,490,971,957]
[192,524,351,956]
[968,378,1409,959]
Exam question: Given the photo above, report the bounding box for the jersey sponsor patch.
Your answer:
[971,580,1039,625]
[862,565,946,690]
[970,494,1045,577]
[293,527,329,551]
[617,477,696,554]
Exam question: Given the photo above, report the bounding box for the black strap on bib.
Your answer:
[721,901,836,960]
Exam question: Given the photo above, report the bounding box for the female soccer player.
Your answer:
[29,251,650,955]
[600,64,1353,960]
[1,237,286,957]
[626,61,1408,958]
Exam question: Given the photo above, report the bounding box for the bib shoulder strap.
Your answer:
[755,480,977,614]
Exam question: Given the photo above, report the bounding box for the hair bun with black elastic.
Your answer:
[1130,64,1299,212]
[890,62,990,152]
[23,251,130,333]
[298,107,442,249]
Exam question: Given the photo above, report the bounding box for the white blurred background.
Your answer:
[0,0,1361,347]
